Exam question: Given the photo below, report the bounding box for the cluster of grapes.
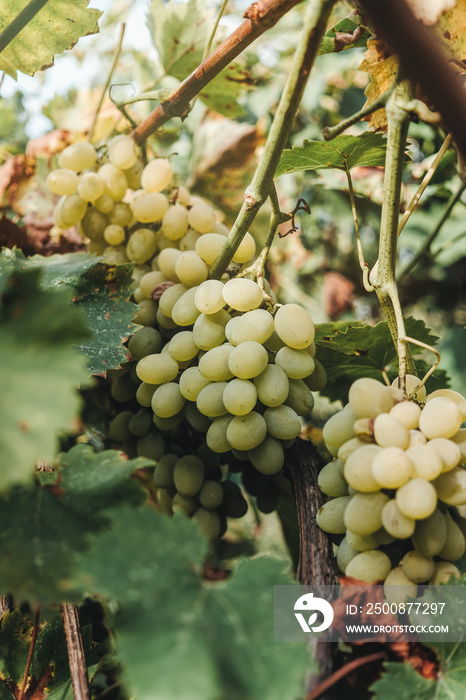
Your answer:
[317,375,466,591]
[48,136,325,537]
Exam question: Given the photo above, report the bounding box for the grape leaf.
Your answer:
[0,609,31,686]
[73,507,312,700]
[275,133,387,177]
[315,317,449,403]
[0,445,149,603]
[0,0,102,79]
[0,249,137,374]
[372,643,466,699]
[0,265,90,488]
[318,15,370,55]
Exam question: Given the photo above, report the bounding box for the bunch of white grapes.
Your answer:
[316,375,466,593]
[49,136,326,536]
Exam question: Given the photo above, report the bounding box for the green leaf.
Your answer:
[0,445,149,602]
[199,63,252,118]
[276,133,388,177]
[315,317,448,403]
[372,643,466,699]
[0,265,90,488]
[318,15,370,55]
[0,0,102,79]
[0,610,31,686]
[0,249,137,374]
[74,507,311,700]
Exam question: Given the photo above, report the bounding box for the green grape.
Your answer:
[226,411,267,451]
[78,172,106,202]
[383,567,418,604]
[151,382,185,418]
[94,194,114,214]
[137,430,165,460]
[406,445,442,481]
[317,459,349,498]
[437,514,466,561]
[188,202,216,233]
[401,550,435,583]
[103,224,125,245]
[372,447,413,489]
[273,303,315,349]
[47,168,79,195]
[344,492,389,535]
[183,402,211,432]
[108,134,138,170]
[79,207,108,242]
[263,405,301,440]
[396,478,437,519]
[128,410,153,436]
[158,284,187,317]
[194,279,226,314]
[133,299,157,326]
[195,233,227,265]
[408,429,427,448]
[433,467,466,505]
[128,327,164,361]
[248,434,284,475]
[130,190,169,223]
[139,270,166,299]
[274,346,315,379]
[345,529,378,552]
[193,507,221,539]
[227,340,268,379]
[199,480,224,509]
[412,508,447,556]
[430,561,461,584]
[316,496,352,534]
[193,310,230,350]
[427,438,461,473]
[226,309,274,346]
[254,365,289,407]
[168,331,199,362]
[179,366,210,401]
[157,248,181,281]
[172,493,199,516]
[108,201,132,227]
[391,374,426,401]
[173,455,205,497]
[58,193,87,227]
[345,550,391,582]
[171,288,201,327]
[111,373,137,402]
[153,453,178,488]
[141,158,173,192]
[303,358,327,391]
[58,141,97,171]
[283,378,314,415]
[108,411,133,441]
[198,344,234,382]
[136,353,179,384]
[389,400,421,430]
[343,444,382,492]
[373,413,410,449]
[348,377,395,419]
[336,536,359,573]
[162,203,189,240]
[231,231,256,263]
[175,252,208,287]
[222,278,263,312]
[206,415,234,453]
[450,429,466,463]
[99,163,128,201]
[157,488,173,515]
[419,398,463,439]
[196,382,228,417]
[126,228,158,264]
[425,389,466,421]
[223,378,257,415]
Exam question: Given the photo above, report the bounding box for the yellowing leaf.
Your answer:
[358,40,399,131]
[436,0,466,70]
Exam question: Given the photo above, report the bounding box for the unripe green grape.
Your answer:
[58,141,97,171]
[318,459,349,498]
[94,194,114,214]
[123,158,142,190]
[344,491,389,535]
[316,496,351,534]
[430,561,461,585]
[373,413,410,449]
[226,411,267,450]
[179,366,210,401]
[188,202,216,233]
[158,284,187,317]
[275,346,315,379]
[263,405,301,440]
[274,303,315,349]
[371,446,413,489]
[383,567,418,604]
[336,536,359,573]
[337,437,369,463]
[419,398,463,440]
[137,430,165,460]
[322,405,356,451]
[173,455,205,497]
[136,353,179,384]
[232,231,256,263]
[80,207,107,241]
[126,228,158,264]
[139,271,165,299]
[199,480,224,509]
[396,478,437,519]
[129,327,164,362]
[222,378,257,415]
[131,190,169,223]
[406,444,443,481]
[193,310,230,350]
[77,172,105,202]
[344,444,382,492]
[141,158,173,192]
[391,374,426,401]
[172,493,199,516]
[157,488,173,515]
[437,514,466,561]
[108,134,138,170]
[183,402,211,432]
[254,364,289,407]
[157,248,181,281]
[222,278,263,312]
[193,507,221,539]
[179,229,201,251]
[228,341,268,379]
[346,530,379,552]
[136,382,158,408]
[59,194,88,227]
[345,550,391,582]
[425,389,466,421]
[349,377,395,419]
[167,331,198,362]
[389,400,421,430]
[428,437,462,473]
[47,168,78,195]
[248,434,284,475]
[132,299,157,326]
[283,378,314,415]
[412,508,447,556]
[151,382,185,418]
[108,201,132,227]
[128,410,153,436]
[226,309,274,346]
[195,233,227,265]
[194,280,225,315]
[206,415,234,453]
[174,252,208,287]
[153,412,184,430]
[111,373,137,402]
[161,203,189,240]
[401,550,435,583]
[103,223,125,245]
[434,467,466,505]
[303,358,327,391]
[198,345,233,382]
[98,163,128,201]
[171,287,201,327]
[196,382,228,417]
[108,411,133,441]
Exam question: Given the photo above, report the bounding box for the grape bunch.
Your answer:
[48,136,326,537]
[316,375,466,591]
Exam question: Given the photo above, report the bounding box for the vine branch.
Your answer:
[0,0,49,55]
[61,604,90,700]
[18,607,41,700]
[131,0,302,144]
[209,0,337,279]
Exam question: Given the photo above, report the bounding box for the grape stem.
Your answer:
[322,86,394,141]
[17,606,41,700]
[399,336,441,398]
[368,78,417,393]
[209,0,337,279]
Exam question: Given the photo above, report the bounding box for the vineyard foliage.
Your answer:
[0,0,465,699]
